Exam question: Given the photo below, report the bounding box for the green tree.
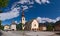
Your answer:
[55,20,60,24]
[1,25,4,30]
[0,20,4,30]
[16,23,22,30]
[0,20,2,26]
[0,0,9,13]
[0,0,9,30]
[0,20,2,29]
[47,23,54,31]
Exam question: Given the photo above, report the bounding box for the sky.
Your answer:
[0,0,60,25]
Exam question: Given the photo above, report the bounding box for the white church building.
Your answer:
[21,9,47,31]
[10,21,16,31]
[24,19,39,31]
[21,9,39,31]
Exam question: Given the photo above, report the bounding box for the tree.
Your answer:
[1,25,4,30]
[0,20,2,29]
[0,0,9,30]
[0,20,4,30]
[0,0,9,13]
[16,23,22,30]
[47,23,54,31]
[55,20,60,24]
[0,20,2,26]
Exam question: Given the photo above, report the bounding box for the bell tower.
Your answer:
[21,9,25,30]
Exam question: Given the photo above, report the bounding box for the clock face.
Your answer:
[22,17,25,20]
[23,18,24,20]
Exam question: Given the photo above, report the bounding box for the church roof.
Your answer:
[25,19,37,26]
[11,21,16,25]
[4,24,10,26]
[39,23,46,27]
[22,11,24,16]
[22,8,25,17]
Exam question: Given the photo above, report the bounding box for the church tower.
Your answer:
[21,9,25,30]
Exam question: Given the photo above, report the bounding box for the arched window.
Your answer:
[34,24,36,27]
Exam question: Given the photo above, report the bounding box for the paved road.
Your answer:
[0,30,3,36]
[2,31,23,36]
[1,31,60,36]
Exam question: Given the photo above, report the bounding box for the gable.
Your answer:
[31,19,39,29]
[32,20,38,24]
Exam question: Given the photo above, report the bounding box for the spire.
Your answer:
[21,8,25,30]
[22,8,25,17]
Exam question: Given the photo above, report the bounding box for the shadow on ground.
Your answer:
[0,31,3,36]
[56,32,60,35]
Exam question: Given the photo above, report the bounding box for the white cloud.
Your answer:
[15,21,20,24]
[13,0,50,11]
[46,0,50,3]
[35,0,50,4]
[0,0,50,21]
[35,0,41,4]
[41,0,50,4]
[18,0,28,4]
[18,0,50,5]
[0,7,20,21]
[18,0,34,4]
[21,6,28,10]
[56,17,60,21]
[36,17,58,23]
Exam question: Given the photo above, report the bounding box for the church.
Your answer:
[21,10,47,31]
[4,9,47,31]
[24,19,39,31]
[21,9,47,31]
[10,21,16,31]
[21,9,39,31]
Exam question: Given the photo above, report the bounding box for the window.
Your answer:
[34,24,36,27]
[23,19,24,20]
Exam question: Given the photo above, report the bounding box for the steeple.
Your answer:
[21,8,25,24]
[22,9,25,17]
[21,8,25,30]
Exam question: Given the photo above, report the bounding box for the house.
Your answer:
[11,21,16,31]
[4,24,10,31]
[54,21,60,31]
[39,23,47,31]
[24,19,39,31]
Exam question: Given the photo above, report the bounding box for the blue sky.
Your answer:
[0,0,60,25]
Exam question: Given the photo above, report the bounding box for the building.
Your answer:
[54,21,60,31]
[21,9,26,30]
[4,24,10,30]
[24,19,39,31]
[39,23,47,31]
[11,21,16,31]
[20,8,47,31]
